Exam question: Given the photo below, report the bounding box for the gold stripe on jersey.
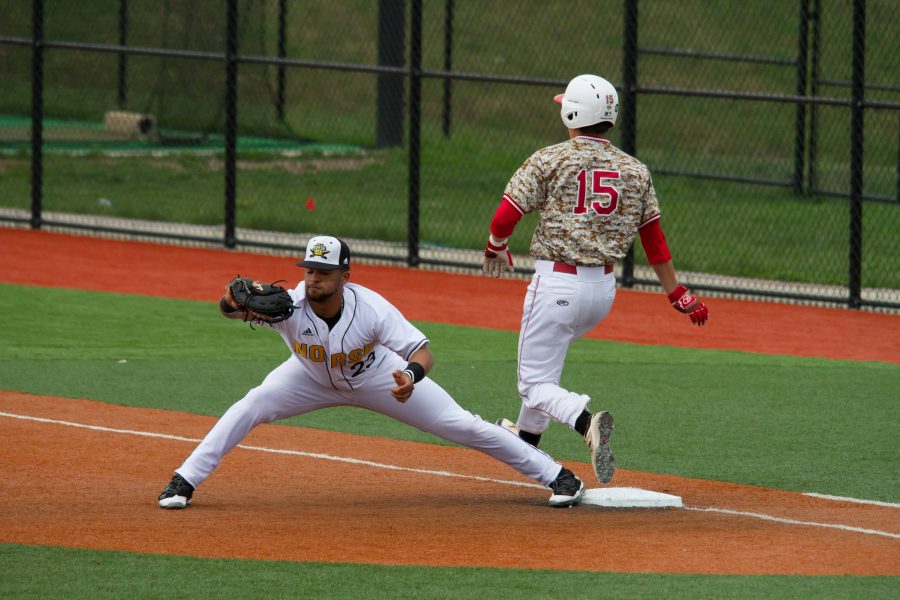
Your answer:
[504,136,660,266]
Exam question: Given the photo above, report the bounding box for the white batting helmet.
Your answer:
[554,74,619,129]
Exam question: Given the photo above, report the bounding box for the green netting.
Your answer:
[0,114,361,155]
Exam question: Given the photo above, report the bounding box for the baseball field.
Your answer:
[1,227,898,598]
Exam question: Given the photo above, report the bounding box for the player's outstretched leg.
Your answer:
[363,375,586,507]
[584,411,615,483]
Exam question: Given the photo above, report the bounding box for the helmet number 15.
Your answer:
[573,169,620,216]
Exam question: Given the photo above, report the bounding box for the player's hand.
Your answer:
[219,281,246,318]
[483,236,514,278]
[222,282,239,311]
[668,284,709,326]
[390,369,415,403]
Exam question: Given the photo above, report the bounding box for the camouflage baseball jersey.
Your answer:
[504,135,660,266]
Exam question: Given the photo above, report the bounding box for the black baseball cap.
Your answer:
[297,235,351,270]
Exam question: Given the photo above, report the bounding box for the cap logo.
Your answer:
[309,243,330,260]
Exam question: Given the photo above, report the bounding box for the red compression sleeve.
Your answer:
[638,216,672,265]
[489,195,524,240]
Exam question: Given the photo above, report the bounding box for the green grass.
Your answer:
[0,284,897,502]
[3,544,897,600]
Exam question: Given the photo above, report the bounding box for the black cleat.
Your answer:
[548,467,585,508]
[158,473,194,509]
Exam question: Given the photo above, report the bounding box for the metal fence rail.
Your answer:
[0,0,896,310]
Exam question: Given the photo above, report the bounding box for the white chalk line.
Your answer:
[3,410,898,540]
[684,508,899,539]
[0,411,542,490]
[803,492,900,509]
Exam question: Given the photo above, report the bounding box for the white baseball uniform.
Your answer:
[503,135,661,435]
[175,281,563,489]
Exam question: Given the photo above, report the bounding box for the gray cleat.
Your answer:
[584,411,615,483]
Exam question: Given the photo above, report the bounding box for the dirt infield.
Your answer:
[2,391,898,575]
[1,228,899,574]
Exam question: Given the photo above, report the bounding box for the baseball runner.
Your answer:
[482,74,709,483]
[159,236,586,509]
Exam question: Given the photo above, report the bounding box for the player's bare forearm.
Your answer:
[390,345,434,402]
[407,345,435,376]
[650,260,679,295]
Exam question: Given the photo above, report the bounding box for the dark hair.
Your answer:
[578,121,613,136]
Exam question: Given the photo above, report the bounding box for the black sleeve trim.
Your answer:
[405,338,429,360]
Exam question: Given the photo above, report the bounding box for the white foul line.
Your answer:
[0,411,542,490]
[3,410,899,540]
[684,507,900,540]
[803,492,900,509]
[235,442,542,488]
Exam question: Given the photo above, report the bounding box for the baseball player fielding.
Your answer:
[159,236,586,509]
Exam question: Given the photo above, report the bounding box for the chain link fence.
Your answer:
[0,0,897,309]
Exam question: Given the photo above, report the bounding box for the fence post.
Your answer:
[442,0,454,137]
[848,0,865,308]
[376,0,405,148]
[276,0,286,122]
[620,0,639,287]
[793,0,809,195]
[407,0,422,267]
[30,0,44,230]
[224,0,238,248]
[117,0,127,109]
[808,0,821,194]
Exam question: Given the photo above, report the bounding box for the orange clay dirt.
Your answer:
[0,228,898,575]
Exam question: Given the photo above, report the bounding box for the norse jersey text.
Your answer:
[271,282,428,391]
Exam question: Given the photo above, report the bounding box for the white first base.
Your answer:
[581,487,682,508]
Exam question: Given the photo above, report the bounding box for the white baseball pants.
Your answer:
[176,354,562,489]
[516,260,616,434]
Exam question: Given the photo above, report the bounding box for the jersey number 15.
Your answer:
[574,169,620,216]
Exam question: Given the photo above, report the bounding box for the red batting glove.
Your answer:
[483,236,514,278]
[668,284,709,326]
